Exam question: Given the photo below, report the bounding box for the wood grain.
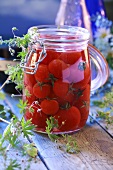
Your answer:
[90,105,113,137]
[0,98,47,170]
[3,93,113,170]
[32,121,113,170]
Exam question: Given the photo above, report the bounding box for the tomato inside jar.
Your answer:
[24,48,91,134]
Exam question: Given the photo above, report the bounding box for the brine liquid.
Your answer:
[24,49,91,134]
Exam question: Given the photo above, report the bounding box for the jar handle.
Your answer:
[88,44,109,92]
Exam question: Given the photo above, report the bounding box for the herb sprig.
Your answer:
[0,27,80,169]
[93,88,113,128]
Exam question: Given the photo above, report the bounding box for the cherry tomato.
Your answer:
[74,84,90,128]
[48,59,70,79]
[25,103,48,130]
[24,73,36,87]
[34,64,49,83]
[74,99,89,128]
[59,51,81,64]
[41,99,59,115]
[56,92,75,106]
[33,83,51,98]
[40,49,60,65]
[53,80,69,98]
[54,106,81,132]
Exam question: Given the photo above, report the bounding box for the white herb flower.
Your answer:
[94,38,111,58]
[94,28,111,39]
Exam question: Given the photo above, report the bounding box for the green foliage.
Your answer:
[93,88,113,128]
[24,89,31,98]
[93,88,113,111]
[106,55,113,69]
[17,99,28,114]
[62,134,79,153]
[0,104,14,120]
[1,29,32,91]
[23,143,38,158]
[0,92,5,100]
[15,34,31,49]
[97,111,113,129]
[46,117,59,141]
[5,65,24,90]
[6,159,21,170]
[93,100,105,108]
[21,118,35,138]
[17,51,27,60]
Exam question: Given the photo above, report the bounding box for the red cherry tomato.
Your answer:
[25,103,48,131]
[33,83,51,98]
[74,84,90,128]
[41,99,59,115]
[53,80,69,98]
[54,106,81,132]
[24,73,36,87]
[59,51,81,64]
[34,64,49,83]
[48,59,70,79]
[40,49,60,65]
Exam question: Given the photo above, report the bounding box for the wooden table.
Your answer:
[0,93,113,170]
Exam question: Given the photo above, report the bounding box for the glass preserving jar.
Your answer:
[20,25,109,134]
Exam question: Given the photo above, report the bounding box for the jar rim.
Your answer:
[28,25,90,43]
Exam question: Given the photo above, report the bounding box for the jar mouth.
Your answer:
[28,25,90,43]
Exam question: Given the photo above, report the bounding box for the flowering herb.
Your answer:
[0,27,42,168]
[93,87,113,129]
[0,27,81,169]
[45,117,59,141]
[93,14,113,69]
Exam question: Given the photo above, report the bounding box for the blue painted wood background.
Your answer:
[0,0,60,39]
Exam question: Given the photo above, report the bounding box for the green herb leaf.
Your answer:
[46,117,59,141]
[17,99,28,114]
[23,143,38,158]
[6,159,21,170]
[21,118,35,138]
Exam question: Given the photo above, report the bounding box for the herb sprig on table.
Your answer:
[0,28,43,169]
[93,88,113,129]
[0,27,80,169]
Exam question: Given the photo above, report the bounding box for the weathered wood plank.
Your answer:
[0,98,47,170]
[32,121,113,170]
[4,93,113,170]
[0,137,47,170]
[90,101,113,137]
[0,127,47,170]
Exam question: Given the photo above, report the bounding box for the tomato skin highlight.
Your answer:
[33,83,51,98]
[66,59,91,88]
[54,106,81,132]
[41,99,59,115]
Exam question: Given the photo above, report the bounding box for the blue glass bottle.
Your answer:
[85,0,107,36]
[64,0,84,27]
[55,0,107,38]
